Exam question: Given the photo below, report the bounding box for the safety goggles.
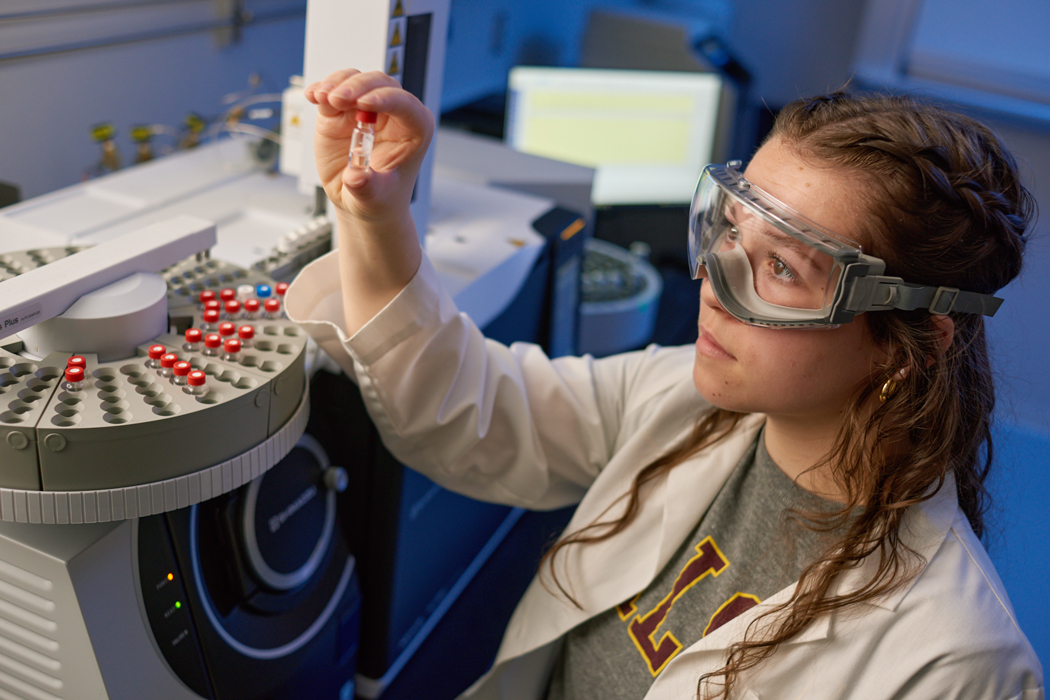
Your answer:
[688,162,1004,328]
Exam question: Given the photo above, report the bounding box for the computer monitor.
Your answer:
[505,67,726,206]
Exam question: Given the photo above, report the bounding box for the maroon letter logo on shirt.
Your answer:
[624,537,729,676]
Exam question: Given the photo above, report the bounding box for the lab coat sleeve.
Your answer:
[287,251,691,510]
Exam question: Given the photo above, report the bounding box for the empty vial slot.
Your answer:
[51,415,80,427]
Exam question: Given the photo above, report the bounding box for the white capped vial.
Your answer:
[238,324,255,348]
[173,361,192,386]
[236,284,255,301]
[348,110,377,169]
[159,353,179,379]
[184,370,207,396]
[203,333,222,357]
[63,366,85,392]
[183,328,203,353]
[146,344,166,369]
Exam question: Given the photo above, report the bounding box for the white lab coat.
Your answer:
[287,252,1044,700]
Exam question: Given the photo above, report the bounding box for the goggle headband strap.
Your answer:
[844,276,1003,317]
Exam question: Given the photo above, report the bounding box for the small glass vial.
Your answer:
[224,300,241,320]
[218,322,236,339]
[67,356,87,372]
[238,324,255,348]
[172,361,192,386]
[63,366,85,392]
[199,290,216,310]
[236,284,255,301]
[203,333,222,357]
[263,298,281,320]
[243,298,261,320]
[255,284,272,299]
[183,328,203,353]
[202,309,220,332]
[222,338,242,363]
[348,110,377,169]
[275,282,290,298]
[146,344,167,369]
[184,370,207,396]
[159,353,179,379]
[219,288,236,304]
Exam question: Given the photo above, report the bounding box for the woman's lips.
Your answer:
[696,325,735,360]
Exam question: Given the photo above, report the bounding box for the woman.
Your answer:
[286,70,1044,699]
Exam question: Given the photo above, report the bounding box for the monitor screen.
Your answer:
[505,67,724,206]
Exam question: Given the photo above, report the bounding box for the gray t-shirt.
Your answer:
[545,431,845,700]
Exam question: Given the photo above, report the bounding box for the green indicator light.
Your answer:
[175,601,182,609]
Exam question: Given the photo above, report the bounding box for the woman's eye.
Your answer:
[768,253,795,280]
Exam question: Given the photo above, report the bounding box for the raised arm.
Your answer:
[304,69,435,335]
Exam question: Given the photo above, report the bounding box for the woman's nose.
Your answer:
[698,276,734,319]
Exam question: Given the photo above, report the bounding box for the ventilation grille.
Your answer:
[0,559,63,700]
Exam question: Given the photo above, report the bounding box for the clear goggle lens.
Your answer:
[690,167,852,326]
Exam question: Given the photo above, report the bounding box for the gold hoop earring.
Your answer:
[879,378,898,403]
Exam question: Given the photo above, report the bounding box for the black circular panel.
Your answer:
[243,434,335,591]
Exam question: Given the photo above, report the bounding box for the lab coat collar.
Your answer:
[829,470,959,612]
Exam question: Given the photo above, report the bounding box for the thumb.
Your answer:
[341,163,371,192]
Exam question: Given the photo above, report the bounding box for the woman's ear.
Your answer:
[931,314,955,358]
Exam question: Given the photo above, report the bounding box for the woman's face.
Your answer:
[692,137,887,423]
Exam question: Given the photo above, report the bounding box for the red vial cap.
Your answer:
[199,290,216,303]
[64,366,84,382]
[264,298,281,313]
[355,109,378,124]
[225,300,241,314]
[220,288,236,301]
[185,328,203,343]
[67,356,86,369]
[188,370,206,387]
[148,344,167,360]
[204,333,222,349]
[218,322,236,337]
[173,361,192,377]
[203,309,220,324]
[244,299,260,312]
[160,353,179,368]
[224,338,242,354]
[275,282,290,297]
[204,299,221,312]
[238,325,255,340]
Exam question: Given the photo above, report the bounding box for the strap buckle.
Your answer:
[929,287,959,315]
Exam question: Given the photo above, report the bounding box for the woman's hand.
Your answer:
[305,69,434,226]
[303,69,433,335]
